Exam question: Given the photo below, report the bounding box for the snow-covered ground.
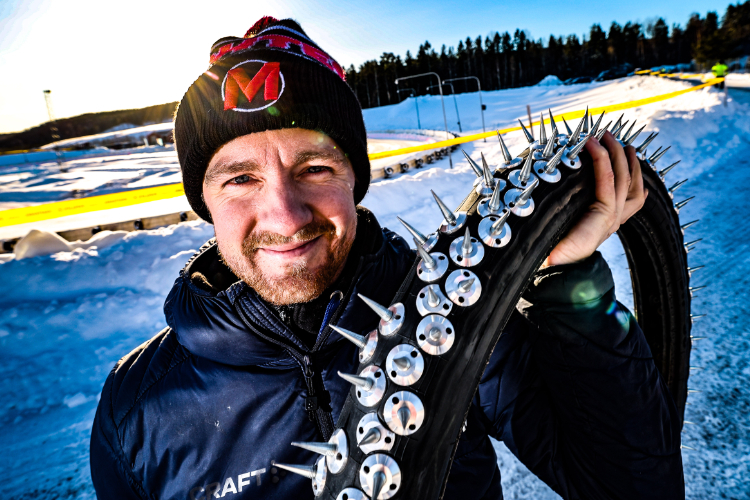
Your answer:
[1,76,749,499]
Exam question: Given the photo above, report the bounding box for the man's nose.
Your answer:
[257,174,313,237]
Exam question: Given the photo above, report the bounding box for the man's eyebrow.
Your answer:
[293,149,346,166]
[204,160,260,185]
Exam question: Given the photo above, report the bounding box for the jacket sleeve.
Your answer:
[476,252,684,500]
[90,369,148,500]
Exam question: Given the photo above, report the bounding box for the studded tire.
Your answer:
[320,149,692,500]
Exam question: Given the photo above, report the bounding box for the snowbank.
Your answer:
[536,75,563,86]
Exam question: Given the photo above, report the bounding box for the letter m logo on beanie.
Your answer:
[223,61,284,112]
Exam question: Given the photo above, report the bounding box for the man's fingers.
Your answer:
[584,136,617,222]
[599,132,631,224]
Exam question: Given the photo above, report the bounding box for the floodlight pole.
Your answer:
[42,90,65,172]
[445,76,485,141]
[396,72,452,168]
[397,88,421,130]
[427,83,461,133]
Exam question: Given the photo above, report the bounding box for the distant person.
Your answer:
[712,60,728,89]
[89,16,684,500]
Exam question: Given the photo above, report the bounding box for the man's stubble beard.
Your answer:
[218,218,356,306]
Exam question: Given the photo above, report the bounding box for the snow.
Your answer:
[536,75,563,86]
[1,76,749,499]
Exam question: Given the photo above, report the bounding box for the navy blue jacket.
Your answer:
[90,217,684,500]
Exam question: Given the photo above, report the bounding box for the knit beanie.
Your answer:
[174,17,370,222]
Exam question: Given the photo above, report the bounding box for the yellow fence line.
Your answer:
[0,76,725,230]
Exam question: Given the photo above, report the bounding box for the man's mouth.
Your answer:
[257,235,322,258]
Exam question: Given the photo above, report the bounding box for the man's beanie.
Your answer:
[174,17,370,222]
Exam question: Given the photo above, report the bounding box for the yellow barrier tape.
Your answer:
[0,76,726,230]
[0,184,185,228]
[635,69,652,75]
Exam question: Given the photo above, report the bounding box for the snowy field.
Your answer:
[1,76,749,499]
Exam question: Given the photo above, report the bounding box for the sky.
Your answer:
[0,0,735,134]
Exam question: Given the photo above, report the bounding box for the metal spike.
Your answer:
[360,427,381,446]
[659,160,681,178]
[623,124,647,146]
[690,366,704,371]
[393,356,411,371]
[338,371,374,391]
[687,265,704,275]
[427,286,440,307]
[669,179,689,193]
[649,145,671,165]
[488,183,503,212]
[371,471,387,500]
[545,145,566,173]
[462,150,483,177]
[686,238,702,252]
[398,407,411,428]
[490,210,511,235]
[675,196,695,210]
[357,294,394,322]
[636,132,658,154]
[457,278,475,293]
[649,145,663,160]
[480,152,494,187]
[691,314,706,322]
[590,111,605,136]
[291,441,337,457]
[497,132,512,163]
[566,134,591,160]
[568,113,585,146]
[684,420,697,425]
[431,190,457,226]
[610,113,624,133]
[621,120,636,142]
[681,219,699,231]
[689,285,707,293]
[614,120,629,140]
[461,226,473,255]
[516,177,540,205]
[581,107,590,134]
[429,326,442,341]
[681,445,696,451]
[272,462,316,479]
[518,119,534,143]
[688,390,702,394]
[548,109,559,136]
[415,239,437,270]
[520,152,534,183]
[539,113,548,144]
[561,116,573,135]
[541,131,555,158]
[330,325,367,350]
[691,336,705,342]
[397,216,428,245]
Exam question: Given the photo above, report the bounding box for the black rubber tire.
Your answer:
[322,152,691,500]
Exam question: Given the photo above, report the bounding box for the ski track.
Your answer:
[0,77,749,499]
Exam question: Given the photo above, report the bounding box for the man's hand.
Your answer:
[542,131,648,268]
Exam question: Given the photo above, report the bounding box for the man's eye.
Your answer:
[229,174,250,184]
[306,166,330,174]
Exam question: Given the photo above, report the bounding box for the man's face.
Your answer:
[203,128,358,305]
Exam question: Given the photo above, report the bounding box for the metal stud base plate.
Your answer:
[473,177,500,197]
[417,252,449,282]
[326,429,349,474]
[504,189,535,217]
[477,197,506,218]
[383,391,425,436]
[356,413,395,454]
[445,269,482,307]
[449,233,485,267]
[508,169,538,189]
[560,150,582,170]
[379,303,405,337]
[496,157,522,173]
[386,344,424,386]
[534,163,562,183]
[313,456,327,497]
[420,232,439,252]
[416,314,455,355]
[358,330,378,364]
[415,284,453,316]
[336,488,366,500]
[439,212,468,234]
[359,454,401,499]
[477,216,512,248]
[355,365,386,407]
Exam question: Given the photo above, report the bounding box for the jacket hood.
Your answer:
[163,211,415,367]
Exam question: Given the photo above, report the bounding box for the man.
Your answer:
[711,60,728,90]
[90,17,684,499]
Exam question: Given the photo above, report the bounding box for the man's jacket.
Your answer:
[90,214,684,499]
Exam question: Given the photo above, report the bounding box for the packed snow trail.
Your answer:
[1,77,749,499]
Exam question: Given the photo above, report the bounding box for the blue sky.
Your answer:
[0,0,734,134]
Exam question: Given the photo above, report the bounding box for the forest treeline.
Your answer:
[346,1,750,108]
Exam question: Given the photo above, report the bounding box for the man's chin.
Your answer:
[253,272,327,305]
